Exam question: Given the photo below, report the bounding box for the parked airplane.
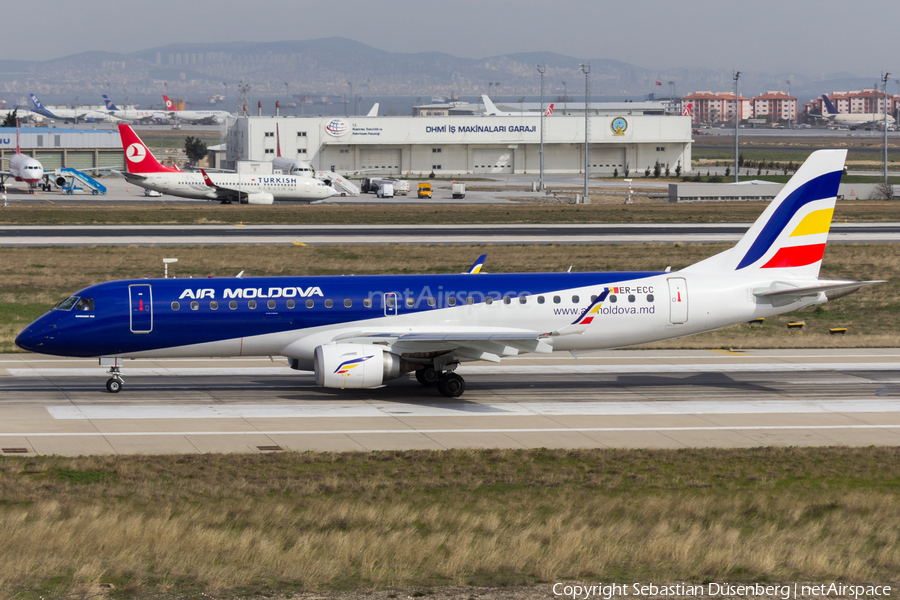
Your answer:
[819,95,895,126]
[116,124,337,204]
[482,95,554,116]
[0,122,51,192]
[102,95,169,124]
[16,150,881,397]
[29,94,118,123]
[162,95,232,124]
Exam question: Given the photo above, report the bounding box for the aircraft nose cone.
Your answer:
[14,323,43,353]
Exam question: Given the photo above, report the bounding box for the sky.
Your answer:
[7,0,898,77]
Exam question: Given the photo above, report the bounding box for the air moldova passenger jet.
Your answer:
[16,149,879,397]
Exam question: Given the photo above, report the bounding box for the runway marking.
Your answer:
[45,399,900,420]
[2,425,900,437]
[8,361,900,378]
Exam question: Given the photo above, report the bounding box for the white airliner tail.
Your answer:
[367,103,379,117]
[684,149,846,279]
[482,95,500,115]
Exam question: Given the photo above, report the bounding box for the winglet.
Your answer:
[466,254,487,274]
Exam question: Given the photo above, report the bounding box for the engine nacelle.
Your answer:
[55,176,67,186]
[314,344,403,389]
[241,192,274,205]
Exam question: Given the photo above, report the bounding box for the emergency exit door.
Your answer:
[667,278,688,324]
[129,284,153,333]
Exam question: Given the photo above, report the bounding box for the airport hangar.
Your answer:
[225,112,692,177]
[0,128,124,171]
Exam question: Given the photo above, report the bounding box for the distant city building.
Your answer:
[750,91,797,122]
[679,92,751,124]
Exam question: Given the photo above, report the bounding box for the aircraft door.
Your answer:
[129,284,153,333]
[667,278,688,324]
[383,292,398,316]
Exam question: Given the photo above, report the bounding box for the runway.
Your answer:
[1,349,899,455]
[2,222,899,246]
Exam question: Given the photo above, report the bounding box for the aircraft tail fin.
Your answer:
[482,95,500,115]
[466,254,487,274]
[118,124,179,174]
[162,95,178,111]
[683,149,847,279]
[367,103,379,117]
[103,95,120,111]
[821,95,839,116]
[682,102,692,116]
[276,123,282,157]
[544,103,554,116]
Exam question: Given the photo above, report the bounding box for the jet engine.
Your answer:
[241,192,274,205]
[55,176,67,186]
[314,344,410,389]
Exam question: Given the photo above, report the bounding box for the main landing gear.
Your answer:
[415,365,466,398]
[106,366,124,393]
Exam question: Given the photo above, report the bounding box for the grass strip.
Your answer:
[2,200,900,225]
[1,447,898,596]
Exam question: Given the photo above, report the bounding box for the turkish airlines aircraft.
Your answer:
[102,95,169,124]
[482,95,554,116]
[117,124,337,204]
[162,95,232,124]
[0,122,50,192]
[16,149,880,396]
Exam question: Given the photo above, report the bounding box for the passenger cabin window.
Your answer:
[628,295,636,303]
[75,298,94,311]
[344,299,352,308]
[306,299,314,308]
[191,301,199,310]
[267,300,276,309]
[537,296,545,304]
[447,297,456,306]
[519,296,527,304]
[610,295,617,303]
[325,299,333,308]
[229,301,237,310]
[572,295,580,303]
[171,301,180,311]
[210,301,218,310]
[485,297,493,305]
[287,299,295,309]
[466,297,473,305]
[553,296,561,304]
[363,298,371,308]
[248,300,257,309]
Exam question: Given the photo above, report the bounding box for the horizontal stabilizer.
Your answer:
[754,279,884,305]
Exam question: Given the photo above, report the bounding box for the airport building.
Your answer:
[226,113,692,176]
[0,127,124,170]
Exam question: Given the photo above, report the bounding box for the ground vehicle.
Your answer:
[376,182,394,198]
[392,180,410,195]
[144,188,162,197]
[452,182,466,199]
[418,183,432,198]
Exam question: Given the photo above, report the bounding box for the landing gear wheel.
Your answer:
[106,378,122,393]
[437,372,465,398]
[415,367,440,386]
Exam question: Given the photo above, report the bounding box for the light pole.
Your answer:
[562,81,567,115]
[733,71,741,182]
[883,72,891,184]
[519,96,525,113]
[284,82,289,109]
[668,81,676,113]
[580,63,591,200]
[536,64,546,191]
[488,82,493,100]
[786,79,792,129]
[346,82,353,116]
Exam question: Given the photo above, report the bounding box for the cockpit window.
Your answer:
[55,296,80,311]
[74,298,94,312]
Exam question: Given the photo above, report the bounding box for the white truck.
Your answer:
[376,182,395,198]
[392,180,410,195]
[451,182,466,199]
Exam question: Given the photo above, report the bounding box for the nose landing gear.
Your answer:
[105,366,124,393]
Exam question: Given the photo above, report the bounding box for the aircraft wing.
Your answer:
[198,169,240,200]
[330,330,554,363]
